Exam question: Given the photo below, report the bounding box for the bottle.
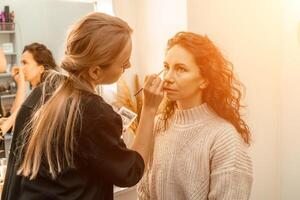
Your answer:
[4,6,10,22]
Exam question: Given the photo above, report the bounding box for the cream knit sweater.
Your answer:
[137,103,252,200]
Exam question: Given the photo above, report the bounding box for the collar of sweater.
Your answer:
[172,103,217,125]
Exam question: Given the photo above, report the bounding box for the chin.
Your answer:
[165,94,179,101]
[101,75,121,85]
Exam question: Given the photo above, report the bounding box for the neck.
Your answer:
[90,81,98,92]
[176,92,203,110]
[30,78,40,88]
[173,103,216,125]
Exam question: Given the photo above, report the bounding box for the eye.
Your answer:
[176,66,186,73]
[163,64,170,70]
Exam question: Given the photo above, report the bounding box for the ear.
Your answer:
[88,66,103,81]
[38,65,45,74]
[199,79,209,89]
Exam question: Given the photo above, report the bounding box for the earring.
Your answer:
[199,81,208,89]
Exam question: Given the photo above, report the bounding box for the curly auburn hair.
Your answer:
[160,32,251,145]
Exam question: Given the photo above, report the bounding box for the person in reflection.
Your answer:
[2,12,164,200]
[0,48,7,73]
[0,43,57,135]
[138,32,253,200]
[14,42,58,89]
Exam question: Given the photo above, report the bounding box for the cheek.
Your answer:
[26,66,39,77]
[102,67,123,84]
[177,76,201,94]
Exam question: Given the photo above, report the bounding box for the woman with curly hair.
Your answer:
[138,32,253,200]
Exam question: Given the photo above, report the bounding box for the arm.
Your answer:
[10,66,26,113]
[79,96,145,187]
[131,74,164,166]
[0,111,17,135]
[0,49,7,73]
[79,75,163,187]
[0,67,26,135]
[208,128,253,200]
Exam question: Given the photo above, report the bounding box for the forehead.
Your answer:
[116,39,132,61]
[165,45,196,66]
[21,51,34,61]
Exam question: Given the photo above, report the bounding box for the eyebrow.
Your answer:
[175,63,186,67]
[164,61,187,67]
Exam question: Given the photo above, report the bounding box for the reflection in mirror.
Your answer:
[0,0,96,174]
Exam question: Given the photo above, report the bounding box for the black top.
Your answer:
[1,86,144,200]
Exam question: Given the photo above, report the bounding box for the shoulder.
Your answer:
[81,91,121,122]
[201,116,249,154]
[204,116,243,142]
[79,92,123,141]
[208,118,250,158]
[82,92,113,112]
[23,86,44,108]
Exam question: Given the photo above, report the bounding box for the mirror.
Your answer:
[0,0,96,161]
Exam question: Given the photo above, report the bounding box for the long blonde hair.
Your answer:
[18,12,132,180]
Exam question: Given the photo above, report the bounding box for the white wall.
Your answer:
[110,0,187,104]
[187,0,282,199]
[112,0,139,89]
[134,0,187,78]
[281,0,300,199]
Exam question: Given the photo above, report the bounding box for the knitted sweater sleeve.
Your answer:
[208,127,253,200]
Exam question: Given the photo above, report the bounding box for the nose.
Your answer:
[163,69,175,83]
[124,62,131,69]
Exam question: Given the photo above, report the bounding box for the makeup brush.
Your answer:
[134,69,164,96]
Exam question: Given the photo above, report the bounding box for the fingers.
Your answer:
[143,74,165,97]
[144,74,157,89]
[151,76,161,88]
[0,117,8,126]
[12,66,23,77]
[156,79,165,95]
[11,66,19,75]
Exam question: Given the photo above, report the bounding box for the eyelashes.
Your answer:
[163,65,186,73]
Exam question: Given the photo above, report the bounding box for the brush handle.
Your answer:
[134,69,164,96]
[134,87,144,96]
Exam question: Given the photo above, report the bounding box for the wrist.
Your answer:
[17,81,26,88]
[142,106,157,115]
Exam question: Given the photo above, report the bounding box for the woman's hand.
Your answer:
[0,117,8,139]
[142,74,164,113]
[132,74,165,164]
[11,66,26,86]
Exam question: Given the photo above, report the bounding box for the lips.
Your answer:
[163,88,176,92]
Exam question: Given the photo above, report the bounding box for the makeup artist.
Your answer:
[2,12,164,200]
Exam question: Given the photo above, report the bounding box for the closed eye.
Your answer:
[163,63,170,70]
[175,66,186,73]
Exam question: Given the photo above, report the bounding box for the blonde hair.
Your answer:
[18,12,132,180]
